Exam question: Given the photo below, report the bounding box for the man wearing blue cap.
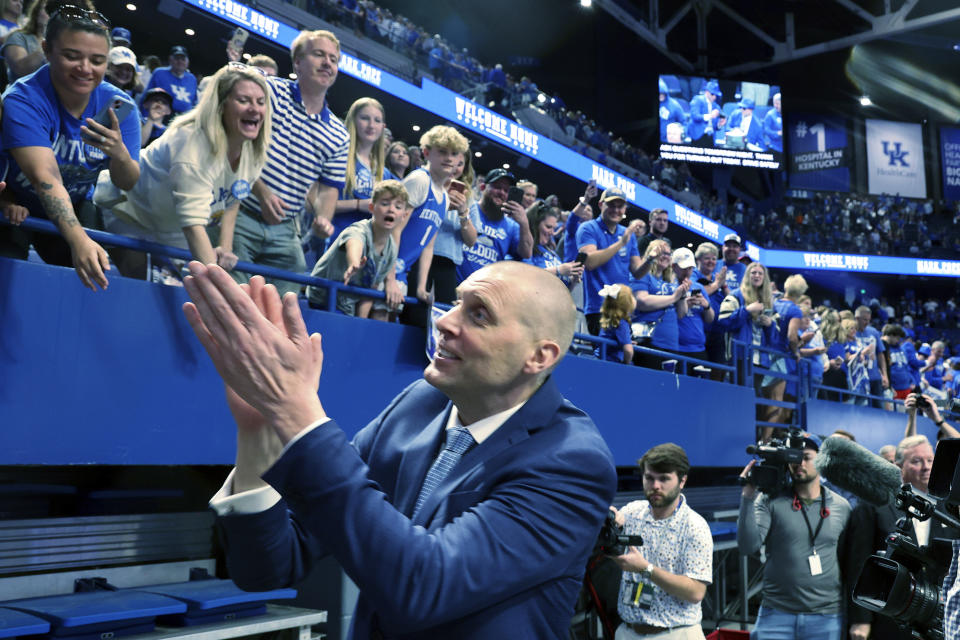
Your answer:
[738,435,851,640]
[143,45,197,114]
[111,27,132,47]
[687,80,722,146]
[658,77,686,144]
[577,187,645,335]
[457,167,533,282]
[726,97,764,151]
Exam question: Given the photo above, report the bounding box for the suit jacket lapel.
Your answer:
[413,377,564,525]
[395,405,451,517]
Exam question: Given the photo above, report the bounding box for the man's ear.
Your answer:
[523,339,561,376]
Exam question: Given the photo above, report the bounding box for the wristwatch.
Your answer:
[641,564,655,578]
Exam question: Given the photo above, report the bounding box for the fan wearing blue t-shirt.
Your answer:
[0,8,141,291]
[577,187,646,335]
[720,233,747,293]
[456,167,534,282]
[593,283,635,364]
[675,250,715,362]
[323,97,389,262]
[881,325,917,402]
[392,125,470,327]
[631,240,690,369]
[142,46,197,115]
[854,306,888,408]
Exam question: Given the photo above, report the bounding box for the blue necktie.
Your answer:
[412,426,475,518]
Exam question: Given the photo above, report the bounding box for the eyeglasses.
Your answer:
[50,4,111,30]
[227,61,267,77]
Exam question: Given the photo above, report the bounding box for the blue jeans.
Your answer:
[751,605,841,640]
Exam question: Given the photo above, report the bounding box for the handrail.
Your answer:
[7,217,423,312]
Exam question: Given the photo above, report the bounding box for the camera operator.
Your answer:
[610,443,713,640]
[904,391,960,440]
[845,434,958,640]
[738,434,851,640]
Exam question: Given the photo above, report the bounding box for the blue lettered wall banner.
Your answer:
[787,113,850,193]
[940,126,960,204]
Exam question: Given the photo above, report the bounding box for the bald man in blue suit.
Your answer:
[184,260,617,640]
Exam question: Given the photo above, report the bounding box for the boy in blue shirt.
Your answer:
[391,125,469,326]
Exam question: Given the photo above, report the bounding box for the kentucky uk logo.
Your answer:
[881,141,909,167]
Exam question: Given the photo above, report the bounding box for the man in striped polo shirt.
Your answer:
[231,29,350,296]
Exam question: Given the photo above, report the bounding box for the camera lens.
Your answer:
[854,556,941,624]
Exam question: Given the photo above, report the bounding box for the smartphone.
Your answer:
[227,26,249,57]
[575,251,588,265]
[762,308,776,316]
[84,98,134,141]
[448,179,466,194]
[507,185,525,204]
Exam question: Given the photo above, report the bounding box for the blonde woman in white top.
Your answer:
[94,63,272,277]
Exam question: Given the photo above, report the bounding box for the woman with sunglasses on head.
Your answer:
[93,63,271,279]
[0,4,140,291]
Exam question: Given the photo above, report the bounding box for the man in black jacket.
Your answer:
[845,435,957,640]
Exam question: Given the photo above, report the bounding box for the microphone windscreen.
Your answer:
[815,436,902,507]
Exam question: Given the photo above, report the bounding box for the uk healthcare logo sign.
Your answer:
[940,126,960,204]
[865,119,926,198]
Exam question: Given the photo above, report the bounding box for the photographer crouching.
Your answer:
[737,434,852,640]
[609,443,713,639]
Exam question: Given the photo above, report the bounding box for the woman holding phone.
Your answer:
[0,5,140,290]
[93,63,271,278]
[524,201,582,285]
[427,146,475,304]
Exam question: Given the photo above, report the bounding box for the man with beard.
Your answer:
[636,207,671,258]
[719,234,746,293]
[738,435,851,640]
[845,435,957,640]
[610,443,713,640]
[457,168,533,281]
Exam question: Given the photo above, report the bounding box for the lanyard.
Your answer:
[794,491,827,550]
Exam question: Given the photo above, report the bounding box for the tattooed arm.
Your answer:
[9,146,110,290]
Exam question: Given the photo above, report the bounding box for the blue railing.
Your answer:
[15,217,949,429]
[10,217,424,313]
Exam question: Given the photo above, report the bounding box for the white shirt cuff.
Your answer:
[208,417,332,516]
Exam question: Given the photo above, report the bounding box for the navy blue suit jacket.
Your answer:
[217,377,617,639]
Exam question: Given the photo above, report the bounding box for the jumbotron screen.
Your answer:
[658,75,783,170]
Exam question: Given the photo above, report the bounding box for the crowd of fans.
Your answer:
[9,5,960,639]
[1,0,959,424]
[705,191,960,259]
